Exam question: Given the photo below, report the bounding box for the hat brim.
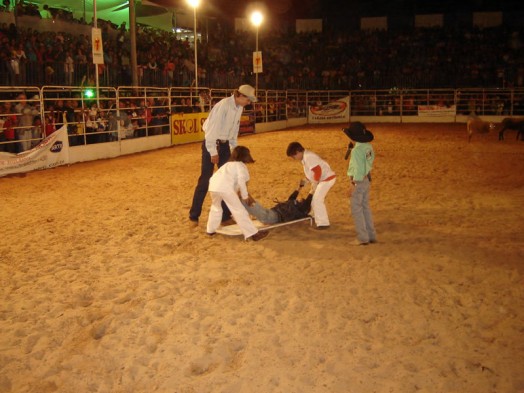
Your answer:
[238,85,257,102]
[347,129,374,143]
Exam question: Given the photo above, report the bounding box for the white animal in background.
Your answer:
[467,116,495,143]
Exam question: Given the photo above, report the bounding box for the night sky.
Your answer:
[146,0,524,30]
[146,0,524,19]
[201,0,524,18]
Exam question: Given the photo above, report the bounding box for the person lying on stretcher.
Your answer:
[241,179,314,224]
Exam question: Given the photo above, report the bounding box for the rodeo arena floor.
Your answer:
[1,123,523,393]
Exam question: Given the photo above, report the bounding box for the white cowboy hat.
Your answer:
[238,84,257,102]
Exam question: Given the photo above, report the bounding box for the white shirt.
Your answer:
[203,95,243,156]
[301,149,335,182]
[208,161,250,199]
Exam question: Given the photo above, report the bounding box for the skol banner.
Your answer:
[171,112,208,145]
[0,125,70,178]
[171,112,255,145]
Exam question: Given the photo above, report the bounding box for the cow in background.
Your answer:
[498,118,524,141]
[467,116,495,143]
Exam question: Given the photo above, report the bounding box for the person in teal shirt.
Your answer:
[344,122,377,245]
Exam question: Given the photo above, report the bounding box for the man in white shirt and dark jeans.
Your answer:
[189,85,257,226]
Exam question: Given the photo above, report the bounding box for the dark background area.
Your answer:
[202,0,524,17]
[187,0,524,30]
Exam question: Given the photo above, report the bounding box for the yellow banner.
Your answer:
[171,112,208,145]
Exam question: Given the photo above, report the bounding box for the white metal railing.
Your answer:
[1,86,523,153]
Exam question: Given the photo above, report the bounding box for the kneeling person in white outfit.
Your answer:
[207,146,268,241]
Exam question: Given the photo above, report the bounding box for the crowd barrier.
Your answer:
[1,86,523,177]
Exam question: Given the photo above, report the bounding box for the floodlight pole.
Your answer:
[186,0,200,92]
[93,0,100,107]
[193,5,198,90]
[255,25,259,95]
[130,0,138,87]
[250,11,263,96]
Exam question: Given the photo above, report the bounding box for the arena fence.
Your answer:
[1,86,523,159]
[346,88,524,117]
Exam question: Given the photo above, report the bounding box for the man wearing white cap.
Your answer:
[189,84,257,226]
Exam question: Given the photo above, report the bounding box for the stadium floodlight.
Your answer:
[250,10,264,96]
[250,10,263,28]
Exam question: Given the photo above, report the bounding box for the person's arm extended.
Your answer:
[238,165,250,200]
[298,194,313,215]
[287,190,299,201]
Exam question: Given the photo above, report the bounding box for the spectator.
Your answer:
[14,93,39,152]
[84,103,99,144]
[40,4,52,19]
[0,17,522,91]
[44,103,55,136]
[32,114,43,147]
[64,50,74,85]
[10,44,27,85]
[2,0,11,12]
[0,100,17,153]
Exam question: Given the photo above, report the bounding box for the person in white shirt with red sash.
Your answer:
[286,142,336,230]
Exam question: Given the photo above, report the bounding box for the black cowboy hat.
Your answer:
[343,122,374,143]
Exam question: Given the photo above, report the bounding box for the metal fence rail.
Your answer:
[344,88,524,117]
[1,86,523,153]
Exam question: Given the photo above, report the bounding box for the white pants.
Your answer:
[312,178,336,226]
[207,191,258,239]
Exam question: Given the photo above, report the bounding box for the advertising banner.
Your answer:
[308,96,350,124]
[91,27,104,65]
[171,112,255,145]
[253,51,263,74]
[0,125,70,177]
[171,112,207,145]
[417,105,457,117]
[239,114,255,134]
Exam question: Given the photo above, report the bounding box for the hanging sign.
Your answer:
[91,27,104,65]
[253,51,263,73]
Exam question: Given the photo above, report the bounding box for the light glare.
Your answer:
[187,0,200,8]
[250,11,263,27]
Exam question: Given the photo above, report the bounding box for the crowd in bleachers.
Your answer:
[2,0,85,23]
[0,3,523,90]
[1,3,524,153]
[0,90,181,152]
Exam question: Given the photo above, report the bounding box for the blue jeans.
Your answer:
[350,178,376,243]
[242,200,280,224]
[189,140,231,221]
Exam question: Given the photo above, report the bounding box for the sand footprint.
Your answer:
[90,317,114,340]
[223,339,246,371]
[187,357,219,377]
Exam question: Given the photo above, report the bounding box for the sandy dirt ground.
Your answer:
[1,123,523,393]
